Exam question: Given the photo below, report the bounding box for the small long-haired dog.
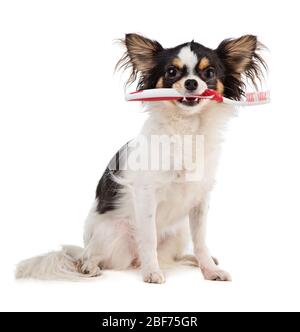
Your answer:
[16,33,266,283]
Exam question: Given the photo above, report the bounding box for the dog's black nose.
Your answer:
[184,79,198,91]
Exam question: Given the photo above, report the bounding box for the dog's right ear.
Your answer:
[116,33,163,86]
[125,33,163,72]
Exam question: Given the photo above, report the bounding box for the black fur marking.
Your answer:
[95,167,122,214]
[139,42,226,95]
[95,143,129,214]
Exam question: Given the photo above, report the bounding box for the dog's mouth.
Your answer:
[177,96,201,107]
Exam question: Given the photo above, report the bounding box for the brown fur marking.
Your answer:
[217,80,224,94]
[172,57,184,69]
[199,57,210,71]
[156,77,164,88]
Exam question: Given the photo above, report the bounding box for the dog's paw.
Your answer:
[202,268,232,282]
[143,270,165,284]
[78,260,102,277]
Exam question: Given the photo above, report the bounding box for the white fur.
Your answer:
[16,99,236,283]
[178,45,198,73]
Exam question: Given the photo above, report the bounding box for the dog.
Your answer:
[16,33,266,283]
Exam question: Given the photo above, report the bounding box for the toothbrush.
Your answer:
[125,88,270,106]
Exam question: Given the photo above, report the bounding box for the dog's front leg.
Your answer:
[189,198,232,281]
[133,183,165,284]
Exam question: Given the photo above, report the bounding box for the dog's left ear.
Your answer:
[216,35,266,84]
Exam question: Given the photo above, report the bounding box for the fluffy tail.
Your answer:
[15,245,96,281]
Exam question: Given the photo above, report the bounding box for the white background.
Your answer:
[0,0,299,312]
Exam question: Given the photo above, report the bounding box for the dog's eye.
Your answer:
[203,68,216,80]
[166,66,178,78]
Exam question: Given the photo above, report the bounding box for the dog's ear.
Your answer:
[216,35,266,85]
[125,33,163,72]
[116,33,163,86]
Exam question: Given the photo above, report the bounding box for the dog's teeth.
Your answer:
[195,98,199,102]
[183,97,187,102]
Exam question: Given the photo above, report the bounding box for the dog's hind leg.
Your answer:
[80,206,137,274]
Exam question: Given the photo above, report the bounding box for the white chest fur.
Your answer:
[134,103,235,229]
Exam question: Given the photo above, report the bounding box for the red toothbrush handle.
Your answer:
[201,89,223,102]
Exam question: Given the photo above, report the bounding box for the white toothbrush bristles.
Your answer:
[223,91,270,106]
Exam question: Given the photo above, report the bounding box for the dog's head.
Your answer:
[117,33,266,114]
